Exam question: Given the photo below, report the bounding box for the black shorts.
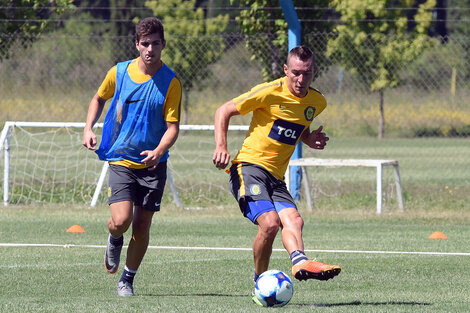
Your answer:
[108,162,167,211]
[229,162,297,223]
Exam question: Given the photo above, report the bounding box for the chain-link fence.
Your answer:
[1,31,469,210]
[1,32,469,130]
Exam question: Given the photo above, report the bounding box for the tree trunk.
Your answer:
[378,90,385,139]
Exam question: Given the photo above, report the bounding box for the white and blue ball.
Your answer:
[255,270,294,307]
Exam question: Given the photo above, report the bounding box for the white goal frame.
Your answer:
[286,158,405,214]
[1,121,249,207]
[1,121,103,206]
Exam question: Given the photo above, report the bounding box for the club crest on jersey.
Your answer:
[304,106,315,121]
[268,119,305,145]
[250,184,261,195]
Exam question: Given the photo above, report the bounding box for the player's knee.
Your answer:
[131,218,152,239]
[281,209,304,231]
[260,215,281,238]
[109,215,132,231]
[131,228,150,243]
[132,219,150,234]
[292,215,304,230]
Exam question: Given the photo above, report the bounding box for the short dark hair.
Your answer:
[286,45,315,65]
[135,17,165,42]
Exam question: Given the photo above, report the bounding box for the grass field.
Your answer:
[1,205,469,312]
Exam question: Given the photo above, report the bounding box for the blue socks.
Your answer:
[290,250,308,265]
[120,266,137,285]
[110,235,136,285]
[109,234,123,246]
[110,235,135,285]
[253,271,260,283]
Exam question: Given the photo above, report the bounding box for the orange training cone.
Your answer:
[429,231,447,239]
[66,224,85,233]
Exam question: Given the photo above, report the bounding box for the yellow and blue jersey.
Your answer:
[232,76,326,180]
[98,58,181,123]
[96,57,182,169]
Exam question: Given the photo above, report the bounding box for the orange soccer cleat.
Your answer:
[292,260,341,281]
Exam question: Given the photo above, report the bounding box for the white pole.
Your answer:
[167,169,182,208]
[394,164,405,212]
[301,166,314,211]
[6,121,102,128]
[91,162,109,207]
[2,126,11,206]
[285,165,290,192]
[376,164,383,214]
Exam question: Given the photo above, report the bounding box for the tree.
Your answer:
[0,0,73,61]
[145,0,229,123]
[447,0,470,37]
[231,0,334,82]
[446,0,470,83]
[108,0,153,62]
[70,0,152,62]
[431,0,448,38]
[327,0,436,138]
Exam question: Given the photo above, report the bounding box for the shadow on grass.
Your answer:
[137,294,431,307]
[139,293,247,298]
[294,301,431,307]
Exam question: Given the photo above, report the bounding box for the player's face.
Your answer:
[136,33,166,66]
[284,56,317,98]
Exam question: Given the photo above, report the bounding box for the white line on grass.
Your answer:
[1,262,98,269]
[0,243,469,256]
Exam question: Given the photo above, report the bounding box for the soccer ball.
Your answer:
[254,270,294,307]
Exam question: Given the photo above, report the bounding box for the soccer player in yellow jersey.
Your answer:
[213,46,341,293]
[83,17,181,296]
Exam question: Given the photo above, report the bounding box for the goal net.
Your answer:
[1,121,404,213]
[0,122,248,208]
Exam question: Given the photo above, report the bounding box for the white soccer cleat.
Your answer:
[104,234,123,274]
[117,281,134,296]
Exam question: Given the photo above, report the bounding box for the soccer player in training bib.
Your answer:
[213,46,341,298]
[83,17,181,296]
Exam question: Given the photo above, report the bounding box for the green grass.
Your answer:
[1,205,470,312]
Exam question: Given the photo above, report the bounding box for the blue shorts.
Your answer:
[228,162,297,223]
[108,162,167,211]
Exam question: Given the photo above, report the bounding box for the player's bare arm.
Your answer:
[140,121,179,169]
[300,125,329,150]
[213,100,240,169]
[83,93,107,150]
